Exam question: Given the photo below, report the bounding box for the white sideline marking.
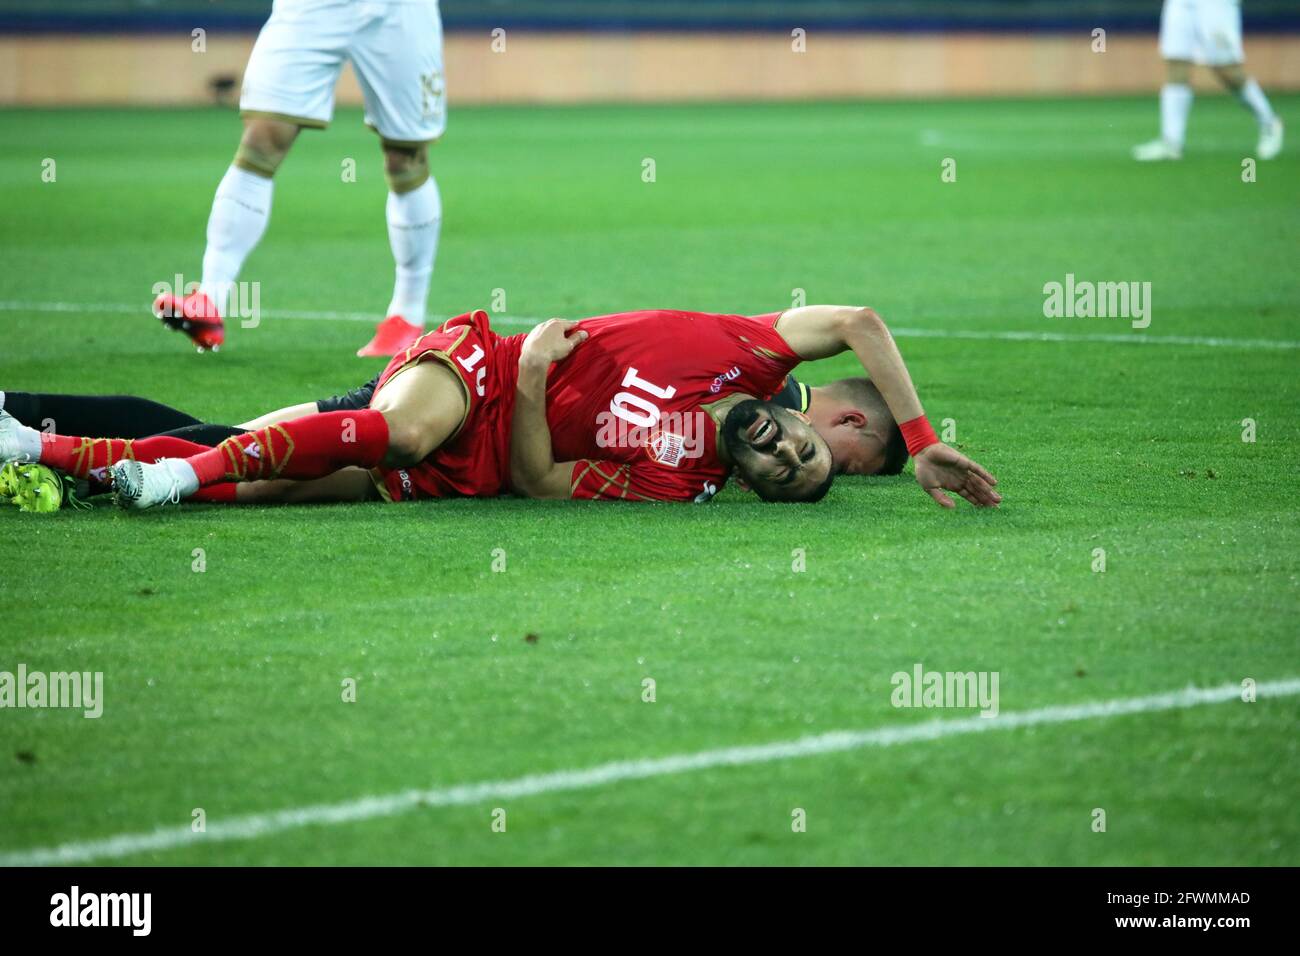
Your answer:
[1,678,1294,866]
[1,299,1298,350]
[887,326,1300,350]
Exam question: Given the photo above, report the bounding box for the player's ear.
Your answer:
[835,409,867,429]
[735,476,753,492]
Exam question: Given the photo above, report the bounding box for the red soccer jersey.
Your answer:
[371,309,801,503]
[371,310,524,501]
[546,309,801,501]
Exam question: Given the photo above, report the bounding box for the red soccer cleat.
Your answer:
[357,315,424,357]
[153,290,225,352]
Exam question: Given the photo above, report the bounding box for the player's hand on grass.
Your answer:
[913,443,1000,510]
[521,318,588,370]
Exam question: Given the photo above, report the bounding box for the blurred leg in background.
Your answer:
[1135,0,1282,161]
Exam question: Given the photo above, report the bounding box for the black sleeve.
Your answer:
[769,374,808,413]
[315,375,381,413]
[2,392,204,439]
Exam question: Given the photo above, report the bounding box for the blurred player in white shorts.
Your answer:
[1134,0,1283,161]
[154,0,447,356]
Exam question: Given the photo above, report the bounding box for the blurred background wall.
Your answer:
[2,0,1298,106]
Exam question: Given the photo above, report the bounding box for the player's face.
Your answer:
[722,400,834,502]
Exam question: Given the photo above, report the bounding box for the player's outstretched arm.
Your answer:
[510,319,588,499]
[774,305,1000,508]
[776,305,923,418]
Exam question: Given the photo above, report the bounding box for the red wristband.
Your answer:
[899,415,940,457]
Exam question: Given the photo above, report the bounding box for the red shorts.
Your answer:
[370,310,523,501]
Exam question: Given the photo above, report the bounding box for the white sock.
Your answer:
[385,177,441,327]
[165,459,201,497]
[1237,78,1277,127]
[1160,83,1194,149]
[11,420,44,462]
[200,165,273,317]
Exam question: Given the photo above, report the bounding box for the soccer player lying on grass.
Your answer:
[0,306,999,509]
[0,370,903,512]
[1,365,909,483]
[507,316,996,507]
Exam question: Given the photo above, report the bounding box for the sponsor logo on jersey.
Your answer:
[709,366,742,394]
[646,429,687,468]
[242,442,260,459]
[596,410,707,461]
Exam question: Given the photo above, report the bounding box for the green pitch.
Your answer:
[1,95,1297,865]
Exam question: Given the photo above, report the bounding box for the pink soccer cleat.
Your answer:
[357,315,423,357]
[153,290,225,352]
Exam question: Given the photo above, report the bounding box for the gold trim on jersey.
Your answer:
[369,468,394,503]
[570,461,594,495]
[571,460,656,502]
[590,461,626,499]
[700,392,755,468]
[371,323,474,444]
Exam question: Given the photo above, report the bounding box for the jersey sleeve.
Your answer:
[740,311,800,361]
[569,460,717,503]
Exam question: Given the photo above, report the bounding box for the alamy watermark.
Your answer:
[1,664,103,718]
[1043,273,1151,329]
[594,409,709,465]
[50,886,150,936]
[890,664,999,717]
[152,273,261,328]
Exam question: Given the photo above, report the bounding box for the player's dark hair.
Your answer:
[878,421,909,476]
[827,377,908,475]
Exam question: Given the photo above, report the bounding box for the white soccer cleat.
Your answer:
[0,408,35,465]
[110,459,191,511]
[1132,138,1183,162]
[1257,118,1283,160]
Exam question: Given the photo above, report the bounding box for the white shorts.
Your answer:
[240,0,446,145]
[1159,0,1245,67]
